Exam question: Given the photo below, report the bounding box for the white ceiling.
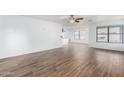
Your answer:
[26,15,93,24]
[26,15,124,24]
[25,15,124,31]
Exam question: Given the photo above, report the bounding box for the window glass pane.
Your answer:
[97,27,108,35]
[97,27,108,42]
[97,35,108,42]
[109,26,122,34]
[74,32,79,39]
[109,34,122,43]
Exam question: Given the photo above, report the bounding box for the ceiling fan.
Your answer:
[68,15,84,23]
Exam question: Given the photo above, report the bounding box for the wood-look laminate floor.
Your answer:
[0,43,124,77]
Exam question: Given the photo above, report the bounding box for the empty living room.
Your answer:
[0,15,124,77]
[1,0,124,92]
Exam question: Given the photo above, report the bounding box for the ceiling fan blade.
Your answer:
[76,18,84,20]
[75,20,80,23]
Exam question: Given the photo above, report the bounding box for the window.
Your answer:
[74,31,80,39]
[96,27,108,42]
[96,25,123,43]
[74,31,88,40]
[109,26,123,43]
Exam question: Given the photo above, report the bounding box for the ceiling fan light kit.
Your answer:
[69,20,75,23]
[68,15,75,23]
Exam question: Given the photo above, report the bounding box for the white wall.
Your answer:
[89,20,124,51]
[0,16,62,59]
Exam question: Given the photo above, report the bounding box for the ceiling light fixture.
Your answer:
[68,15,84,23]
[69,15,75,23]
